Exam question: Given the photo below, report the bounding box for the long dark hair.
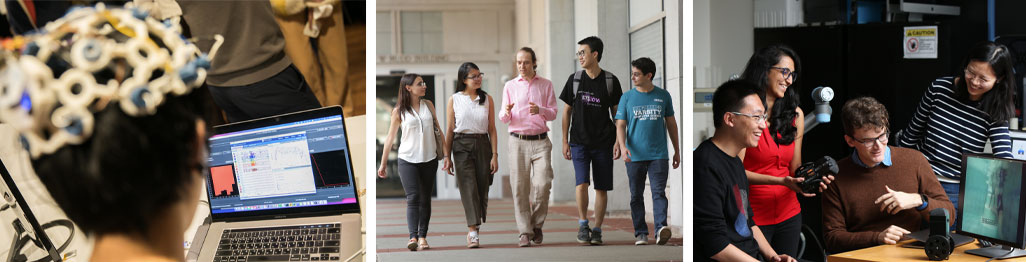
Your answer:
[456,62,488,105]
[953,41,1016,124]
[396,73,422,120]
[740,44,801,145]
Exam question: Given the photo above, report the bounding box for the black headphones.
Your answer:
[925,208,955,260]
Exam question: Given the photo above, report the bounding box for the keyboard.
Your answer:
[214,223,342,262]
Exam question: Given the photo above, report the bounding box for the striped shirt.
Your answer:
[896,77,1013,183]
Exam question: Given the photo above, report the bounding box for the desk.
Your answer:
[829,240,1026,262]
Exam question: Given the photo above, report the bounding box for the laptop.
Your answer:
[197,106,361,262]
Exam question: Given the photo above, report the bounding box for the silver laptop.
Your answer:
[197,106,361,262]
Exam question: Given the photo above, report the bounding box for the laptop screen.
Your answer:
[206,107,358,219]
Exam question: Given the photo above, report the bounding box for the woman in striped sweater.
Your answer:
[896,41,1016,213]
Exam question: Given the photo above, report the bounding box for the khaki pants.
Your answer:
[508,136,554,236]
[452,135,494,227]
[274,2,350,113]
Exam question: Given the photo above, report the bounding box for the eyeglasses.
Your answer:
[771,67,797,81]
[852,131,889,148]
[576,50,589,57]
[466,73,484,80]
[964,68,993,85]
[729,112,768,124]
[415,82,427,86]
[631,72,644,77]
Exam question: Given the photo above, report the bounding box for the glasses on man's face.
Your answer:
[576,50,589,57]
[964,68,993,85]
[771,67,797,81]
[631,72,643,77]
[466,73,484,80]
[852,131,889,148]
[729,112,768,124]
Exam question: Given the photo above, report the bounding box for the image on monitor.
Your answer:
[960,155,1024,246]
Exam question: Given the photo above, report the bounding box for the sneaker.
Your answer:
[635,235,649,245]
[407,238,418,251]
[532,228,544,244]
[576,225,592,244]
[656,227,672,245]
[467,233,480,248]
[518,234,530,247]
[590,230,603,245]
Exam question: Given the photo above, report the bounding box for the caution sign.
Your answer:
[904,26,938,59]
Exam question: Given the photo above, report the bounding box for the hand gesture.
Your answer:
[528,102,540,115]
[506,103,515,114]
[877,225,911,245]
[874,186,922,214]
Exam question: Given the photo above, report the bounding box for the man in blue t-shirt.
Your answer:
[614,57,680,245]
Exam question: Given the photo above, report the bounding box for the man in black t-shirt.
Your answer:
[559,36,622,245]
[694,80,796,262]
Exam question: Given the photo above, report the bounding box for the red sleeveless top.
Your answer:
[743,128,801,225]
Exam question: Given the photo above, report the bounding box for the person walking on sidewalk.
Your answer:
[378,73,444,251]
[500,47,559,247]
[442,62,499,248]
[615,57,681,245]
[559,36,622,246]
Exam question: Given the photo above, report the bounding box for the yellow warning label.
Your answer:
[906,29,936,37]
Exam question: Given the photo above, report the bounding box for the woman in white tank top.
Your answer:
[441,63,498,248]
[377,73,444,251]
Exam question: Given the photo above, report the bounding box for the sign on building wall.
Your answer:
[904,26,938,59]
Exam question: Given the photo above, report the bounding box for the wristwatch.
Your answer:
[919,194,929,208]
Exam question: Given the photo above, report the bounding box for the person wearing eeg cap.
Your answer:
[0,4,221,261]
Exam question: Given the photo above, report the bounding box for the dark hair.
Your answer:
[740,44,801,145]
[631,57,656,81]
[578,36,604,62]
[953,41,1016,124]
[456,62,488,105]
[841,96,890,137]
[30,91,207,236]
[396,73,422,119]
[713,79,765,129]
[518,47,538,69]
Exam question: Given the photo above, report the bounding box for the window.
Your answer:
[400,11,443,54]
[630,20,664,88]
[376,11,392,55]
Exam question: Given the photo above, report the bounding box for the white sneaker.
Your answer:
[635,235,649,245]
[656,227,672,245]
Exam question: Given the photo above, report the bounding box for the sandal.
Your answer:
[407,238,418,251]
[467,233,480,248]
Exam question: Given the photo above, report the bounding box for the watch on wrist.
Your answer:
[920,194,928,206]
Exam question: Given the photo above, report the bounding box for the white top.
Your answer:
[452,92,489,134]
[398,102,437,163]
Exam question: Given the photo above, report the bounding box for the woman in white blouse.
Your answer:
[378,73,443,251]
[442,62,499,248]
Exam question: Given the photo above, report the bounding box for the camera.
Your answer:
[794,156,839,193]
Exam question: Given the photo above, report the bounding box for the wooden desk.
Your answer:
[829,240,1026,262]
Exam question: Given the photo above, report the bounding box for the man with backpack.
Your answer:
[559,36,622,245]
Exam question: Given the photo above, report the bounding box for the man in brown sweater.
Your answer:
[821,97,955,253]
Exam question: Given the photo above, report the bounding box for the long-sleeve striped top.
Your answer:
[896,77,1013,183]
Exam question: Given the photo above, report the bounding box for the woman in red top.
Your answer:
[738,45,832,257]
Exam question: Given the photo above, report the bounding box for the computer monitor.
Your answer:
[1010,131,1026,160]
[206,107,359,220]
[957,153,1026,259]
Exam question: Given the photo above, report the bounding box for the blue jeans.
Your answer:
[625,160,669,237]
[941,182,960,226]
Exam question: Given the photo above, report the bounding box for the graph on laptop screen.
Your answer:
[206,115,356,214]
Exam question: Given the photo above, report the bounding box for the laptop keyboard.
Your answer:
[214,223,342,261]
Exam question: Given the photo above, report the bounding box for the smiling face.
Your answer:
[845,126,889,166]
[406,77,427,97]
[577,44,597,69]
[631,66,651,87]
[766,55,795,99]
[516,50,536,78]
[964,60,997,101]
[728,94,768,148]
[464,68,482,90]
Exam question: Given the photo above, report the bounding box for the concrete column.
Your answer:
[546,0,576,203]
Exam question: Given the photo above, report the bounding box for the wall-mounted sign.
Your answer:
[904,26,938,59]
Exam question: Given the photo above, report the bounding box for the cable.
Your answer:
[984,249,1016,262]
[5,219,74,262]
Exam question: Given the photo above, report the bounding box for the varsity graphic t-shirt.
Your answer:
[614,87,674,161]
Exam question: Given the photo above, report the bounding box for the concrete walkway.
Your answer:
[376,199,682,261]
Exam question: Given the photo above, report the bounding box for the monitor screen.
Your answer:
[1010,131,1026,160]
[958,154,1026,248]
[206,111,357,219]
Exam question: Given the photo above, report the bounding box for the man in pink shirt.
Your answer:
[500,47,559,247]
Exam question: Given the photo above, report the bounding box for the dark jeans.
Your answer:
[207,64,322,123]
[941,182,960,226]
[398,158,438,239]
[625,160,669,237]
[759,214,802,257]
